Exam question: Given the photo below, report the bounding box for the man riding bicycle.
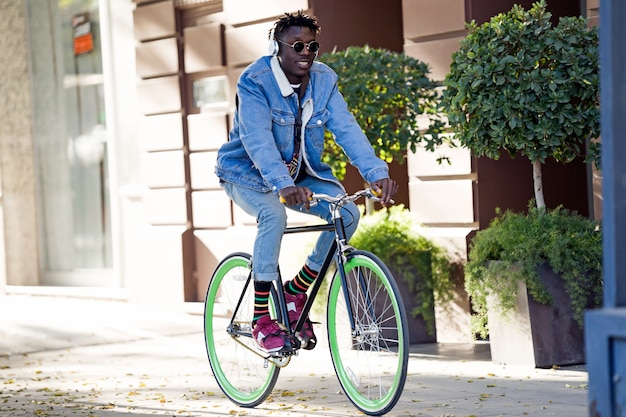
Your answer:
[215,10,398,353]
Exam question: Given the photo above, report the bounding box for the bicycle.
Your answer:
[203,188,409,416]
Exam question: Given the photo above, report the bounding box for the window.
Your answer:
[192,75,229,111]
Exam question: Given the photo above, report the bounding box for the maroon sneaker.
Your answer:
[252,315,290,352]
[284,292,317,350]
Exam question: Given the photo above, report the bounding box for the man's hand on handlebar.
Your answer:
[370,178,398,206]
[279,186,313,209]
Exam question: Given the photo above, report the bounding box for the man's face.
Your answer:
[276,26,317,84]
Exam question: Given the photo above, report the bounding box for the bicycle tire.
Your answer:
[204,252,279,407]
[327,250,409,415]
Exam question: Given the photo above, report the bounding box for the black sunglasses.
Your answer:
[278,39,320,54]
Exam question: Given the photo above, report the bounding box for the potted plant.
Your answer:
[441,1,602,366]
[464,205,602,366]
[349,205,455,344]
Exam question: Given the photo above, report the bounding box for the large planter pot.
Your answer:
[387,263,436,345]
[486,264,586,368]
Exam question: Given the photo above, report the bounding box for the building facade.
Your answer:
[0,0,596,325]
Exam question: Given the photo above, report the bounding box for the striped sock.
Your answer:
[253,281,272,325]
[285,265,319,295]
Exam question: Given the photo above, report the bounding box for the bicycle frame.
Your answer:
[226,192,366,355]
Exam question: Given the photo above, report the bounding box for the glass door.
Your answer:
[27,0,114,286]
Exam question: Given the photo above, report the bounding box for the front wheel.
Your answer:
[204,252,279,407]
[327,250,409,415]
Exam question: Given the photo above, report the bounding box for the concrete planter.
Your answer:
[486,264,586,368]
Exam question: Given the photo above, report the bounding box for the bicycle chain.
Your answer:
[231,334,294,368]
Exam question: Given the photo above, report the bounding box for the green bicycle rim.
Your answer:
[327,253,407,414]
[204,255,278,405]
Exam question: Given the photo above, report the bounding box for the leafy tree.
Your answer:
[441,0,600,210]
[318,46,445,180]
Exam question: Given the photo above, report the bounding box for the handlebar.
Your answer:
[280,188,394,207]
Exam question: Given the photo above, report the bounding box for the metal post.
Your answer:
[585,0,626,415]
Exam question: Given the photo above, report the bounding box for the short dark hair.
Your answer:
[270,10,320,40]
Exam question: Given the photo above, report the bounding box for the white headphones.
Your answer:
[268,27,279,56]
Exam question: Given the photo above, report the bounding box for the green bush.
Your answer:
[464,204,603,339]
[318,46,445,180]
[350,205,454,334]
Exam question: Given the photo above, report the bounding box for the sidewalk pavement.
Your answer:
[0,294,589,417]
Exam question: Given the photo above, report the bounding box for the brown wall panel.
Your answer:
[140,114,184,152]
[404,37,463,81]
[192,190,232,228]
[142,150,186,188]
[144,188,188,225]
[133,0,176,41]
[137,75,181,115]
[475,153,590,229]
[587,0,599,7]
[224,22,272,68]
[465,0,581,25]
[189,151,220,190]
[407,141,475,225]
[221,0,308,26]
[187,113,228,151]
[311,0,404,53]
[403,0,465,40]
[184,23,223,73]
[136,38,179,78]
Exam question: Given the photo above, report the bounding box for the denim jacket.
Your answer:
[215,55,389,193]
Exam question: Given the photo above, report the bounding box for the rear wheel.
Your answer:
[326,250,409,415]
[204,252,279,407]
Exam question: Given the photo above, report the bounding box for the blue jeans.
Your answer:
[221,176,360,282]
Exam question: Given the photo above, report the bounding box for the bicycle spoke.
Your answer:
[204,253,280,407]
[327,251,408,416]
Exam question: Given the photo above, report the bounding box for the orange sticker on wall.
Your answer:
[74,33,93,55]
[73,13,93,55]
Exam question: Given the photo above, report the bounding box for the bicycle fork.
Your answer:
[328,209,377,345]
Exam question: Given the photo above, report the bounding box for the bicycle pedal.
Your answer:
[269,339,300,358]
[269,349,297,359]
